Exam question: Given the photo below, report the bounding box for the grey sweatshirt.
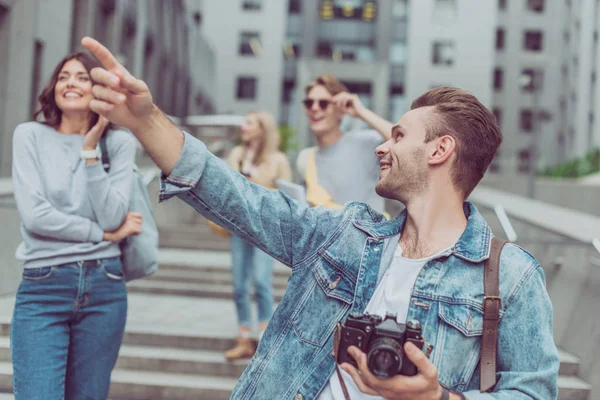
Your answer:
[12,122,136,268]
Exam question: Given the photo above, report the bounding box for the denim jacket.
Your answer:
[160,133,559,400]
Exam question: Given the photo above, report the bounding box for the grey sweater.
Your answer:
[12,122,136,268]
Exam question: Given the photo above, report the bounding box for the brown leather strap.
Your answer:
[480,237,507,392]
[333,323,351,400]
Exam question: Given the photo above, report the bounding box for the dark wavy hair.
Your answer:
[32,52,103,131]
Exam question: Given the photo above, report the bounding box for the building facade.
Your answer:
[198,0,287,119]
[0,0,216,177]
[282,0,497,150]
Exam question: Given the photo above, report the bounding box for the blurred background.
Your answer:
[0,1,599,399]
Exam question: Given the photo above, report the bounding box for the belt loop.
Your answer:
[96,259,102,268]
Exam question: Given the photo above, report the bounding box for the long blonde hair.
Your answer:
[247,110,281,165]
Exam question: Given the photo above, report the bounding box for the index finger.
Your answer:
[404,342,436,379]
[81,37,122,71]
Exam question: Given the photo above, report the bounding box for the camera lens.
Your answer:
[367,337,403,378]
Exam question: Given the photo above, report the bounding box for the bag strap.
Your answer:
[99,134,110,173]
[480,236,507,392]
[333,323,351,400]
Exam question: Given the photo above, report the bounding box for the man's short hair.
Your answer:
[411,87,502,198]
[305,74,348,96]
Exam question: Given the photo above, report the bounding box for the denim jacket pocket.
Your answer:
[291,257,354,347]
[435,302,484,391]
[22,267,53,281]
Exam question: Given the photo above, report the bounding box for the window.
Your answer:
[281,79,296,103]
[518,149,531,173]
[239,32,261,56]
[236,77,257,100]
[393,0,409,18]
[494,68,503,91]
[289,0,301,13]
[521,110,534,132]
[389,43,407,64]
[493,108,502,125]
[498,0,507,10]
[242,0,262,11]
[496,28,505,50]
[520,68,539,91]
[433,0,457,22]
[524,31,543,51]
[432,41,455,66]
[527,0,545,13]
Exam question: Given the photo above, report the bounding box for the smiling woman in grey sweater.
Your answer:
[10,52,139,400]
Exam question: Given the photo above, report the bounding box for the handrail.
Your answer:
[493,204,518,242]
[471,186,600,245]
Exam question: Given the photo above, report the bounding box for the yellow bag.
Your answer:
[207,220,231,239]
[305,148,390,220]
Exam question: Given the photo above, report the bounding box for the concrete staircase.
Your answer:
[0,246,591,399]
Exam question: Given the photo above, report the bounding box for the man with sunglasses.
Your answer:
[297,74,393,213]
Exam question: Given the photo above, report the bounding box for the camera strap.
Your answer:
[333,322,352,400]
[480,236,507,392]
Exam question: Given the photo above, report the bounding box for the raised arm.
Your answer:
[80,37,347,266]
[332,92,394,141]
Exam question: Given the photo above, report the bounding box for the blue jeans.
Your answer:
[230,235,274,327]
[10,257,128,400]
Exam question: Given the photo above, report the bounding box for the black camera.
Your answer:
[337,312,425,378]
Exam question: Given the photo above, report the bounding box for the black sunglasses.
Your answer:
[303,98,331,110]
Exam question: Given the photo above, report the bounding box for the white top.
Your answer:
[318,244,450,400]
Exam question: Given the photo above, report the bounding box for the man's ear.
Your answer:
[428,135,456,166]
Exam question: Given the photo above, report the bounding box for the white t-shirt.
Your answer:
[318,244,450,400]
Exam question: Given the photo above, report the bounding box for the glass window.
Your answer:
[432,41,455,66]
[520,68,542,92]
[281,79,296,103]
[493,108,502,125]
[518,149,531,173]
[239,32,261,56]
[496,28,505,50]
[392,0,409,18]
[236,77,257,100]
[523,31,543,51]
[494,68,503,90]
[389,43,407,65]
[242,0,262,11]
[520,110,534,132]
[289,0,302,14]
[498,0,507,10]
[527,0,545,13]
[433,0,457,22]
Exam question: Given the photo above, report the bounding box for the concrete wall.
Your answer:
[405,0,497,108]
[481,174,600,217]
[0,203,25,296]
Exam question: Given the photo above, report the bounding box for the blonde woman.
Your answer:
[224,111,292,360]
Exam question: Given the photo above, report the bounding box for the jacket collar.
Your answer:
[353,202,492,263]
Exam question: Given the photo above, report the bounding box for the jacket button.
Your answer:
[295,394,303,400]
[328,276,340,289]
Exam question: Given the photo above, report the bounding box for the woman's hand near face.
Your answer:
[82,116,109,151]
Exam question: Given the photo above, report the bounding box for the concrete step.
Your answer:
[0,320,236,352]
[127,280,286,302]
[0,337,248,378]
[557,375,592,400]
[147,268,290,290]
[158,225,231,251]
[0,362,236,400]
[558,348,580,376]
[159,262,291,279]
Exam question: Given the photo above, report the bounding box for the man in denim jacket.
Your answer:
[82,37,559,400]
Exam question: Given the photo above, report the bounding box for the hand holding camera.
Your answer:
[338,313,445,400]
